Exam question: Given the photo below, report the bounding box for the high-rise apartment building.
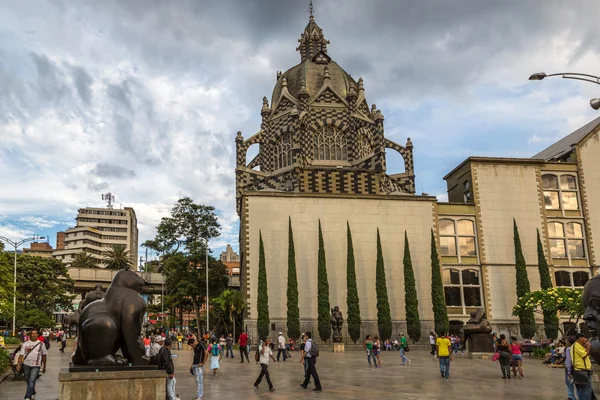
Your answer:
[220,244,239,262]
[53,207,138,267]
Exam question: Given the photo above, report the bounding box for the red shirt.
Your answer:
[239,333,248,346]
[143,338,151,346]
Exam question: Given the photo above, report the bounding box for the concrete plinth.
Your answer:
[467,333,495,353]
[469,352,496,360]
[333,343,345,353]
[59,368,166,400]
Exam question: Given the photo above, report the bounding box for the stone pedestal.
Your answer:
[59,368,166,400]
[593,365,600,394]
[467,333,495,354]
[333,343,345,353]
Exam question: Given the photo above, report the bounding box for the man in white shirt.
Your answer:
[300,331,322,391]
[429,332,437,356]
[17,328,47,400]
[254,338,276,392]
[276,332,287,362]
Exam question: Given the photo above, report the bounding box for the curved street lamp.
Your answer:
[529,72,600,110]
[0,235,46,336]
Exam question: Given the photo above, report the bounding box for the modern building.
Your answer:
[220,244,241,288]
[235,11,600,342]
[53,206,138,267]
[56,231,65,250]
[22,242,55,258]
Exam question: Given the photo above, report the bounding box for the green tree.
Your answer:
[212,289,245,338]
[102,245,132,270]
[286,217,300,340]
[403,232,421,342]
[430,229,449,335]
[375,228,392,340]
[513,219,536,339]
[536,229,559,339]
[257,231,270,340]
[71,250,98,269]
[346,222,361,343]
[317,220,331,342]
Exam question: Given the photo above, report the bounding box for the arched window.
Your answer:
[313,126,348,161]
[274,132,293,170]
[555,270,590,288]
[438,218,477,257]
[355,127,372,160]
[443,268,482,312]
[548,221,586,261]
[542,173,579,211]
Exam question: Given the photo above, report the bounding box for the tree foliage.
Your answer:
[317,220,331,342]
[257,231,270,340]
[513,219,536,339]
[536,229,559,339]
[375,228,392,340]
[513,287,583,319]
[102,245,132,270]
[403,232,421,342]
[71,251,98,269]
[286,217,300,340]
[430,229,449,335]
[346,222,361,343]
[212,289,245,338]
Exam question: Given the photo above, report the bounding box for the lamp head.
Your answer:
[591,98,600,110]
[529,72,547,81]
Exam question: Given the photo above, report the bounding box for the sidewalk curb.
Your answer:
[0,369,12,385]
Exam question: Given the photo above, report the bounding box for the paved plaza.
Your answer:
[0,346,573,400]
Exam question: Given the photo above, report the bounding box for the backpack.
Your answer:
[308,341,319,358]
[211,345,220,357]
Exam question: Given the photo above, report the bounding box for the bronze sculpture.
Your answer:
[462,308,494,353]
[72,269,148,366]
[463,309,492,336]
[582,275,600,364]
[80,284,105,311]
[62,299,85,338]
[330,306,344,343]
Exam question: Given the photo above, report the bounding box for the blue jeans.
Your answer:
[439,356,450,378]
[193,365,203,399]
[166,375,176,400]
[367,351,377,366]
[565,369,575,400]
[400,347,410,364]
[575,372,597,400]
[226,345,234,358]
[23,365,40,399]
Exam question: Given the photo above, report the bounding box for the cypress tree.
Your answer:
[430,229,449,335]
[286,217,300,340]
[513,219,536,339]
[317,220,331,342]
[375,228,392,340]
[257,230,270,340]
[537,229,559,339]
[403,231,421,342]
[346,221,361,343]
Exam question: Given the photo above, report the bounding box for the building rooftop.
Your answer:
[532,115,600,161]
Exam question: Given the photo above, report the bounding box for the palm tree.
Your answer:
[102,244,133,270]
[71,251,98,269]
[223,289,245,340]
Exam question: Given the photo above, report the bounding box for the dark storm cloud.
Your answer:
[92,163,136,179]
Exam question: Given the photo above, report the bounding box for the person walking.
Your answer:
[226,333,234,359]
[429,332,437,356]
[564,336,576,400]
[497,334,511,379]
[509,336,524,379]
[16,328,47,400]
[300,331,322,392]
[143,335,152,357]
[299,334,308,376]
[399,333,411,365]
[158,339,177,400]
[254,337,276,392]
[60,331,67,354]
[190,338,207,400]
[373,336,382,368]
[363,335,377,367]
[277,332,287,362]
[238,331,250,363]
[208,338,222,377]
[570,333,597,399]
[177,332,183,351]
[436,332,452,379]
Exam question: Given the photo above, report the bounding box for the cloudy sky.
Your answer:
[1,0,600,260]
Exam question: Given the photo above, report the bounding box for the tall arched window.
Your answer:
[548,220,586,262]
[542,173,579,211]
[443,268,483,313]
[274,132,293,170]
[313,126,348,161]
[355,127,372,160]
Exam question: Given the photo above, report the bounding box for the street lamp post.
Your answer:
[529,72,600,109]
[205,238,209,333]
[0,235,45,336]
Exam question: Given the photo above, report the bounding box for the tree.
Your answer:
[513,219,536,339]
[375,228,392,340]
[430,229,449,335]
[537,229,559,339]
[102,245,132,270]
[346,222,361,343]
[286,217,300,340]
[71,250,98,269]
[212,289,245,339]
[317,220,331,342]
[403,231,421,342]
[257,231,270,340]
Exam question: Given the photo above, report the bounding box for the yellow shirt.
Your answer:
[572,342,592,371]
[0,336,4,347]
[436,337,451,357]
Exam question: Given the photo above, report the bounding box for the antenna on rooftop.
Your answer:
[101,192,116,209]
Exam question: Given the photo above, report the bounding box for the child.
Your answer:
[208,338,222,376]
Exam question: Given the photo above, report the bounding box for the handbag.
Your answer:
[491,352,500,362]
[571,346,592,384]
[404,345,410,352]
[189,366,195,376]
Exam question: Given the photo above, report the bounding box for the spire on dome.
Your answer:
[296,0,330,63]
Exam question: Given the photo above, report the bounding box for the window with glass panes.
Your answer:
[548,221,586,263]
[439,219,477,260]
[554,270,589,288]
[542,174,579,212]
[443,268,483,313]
